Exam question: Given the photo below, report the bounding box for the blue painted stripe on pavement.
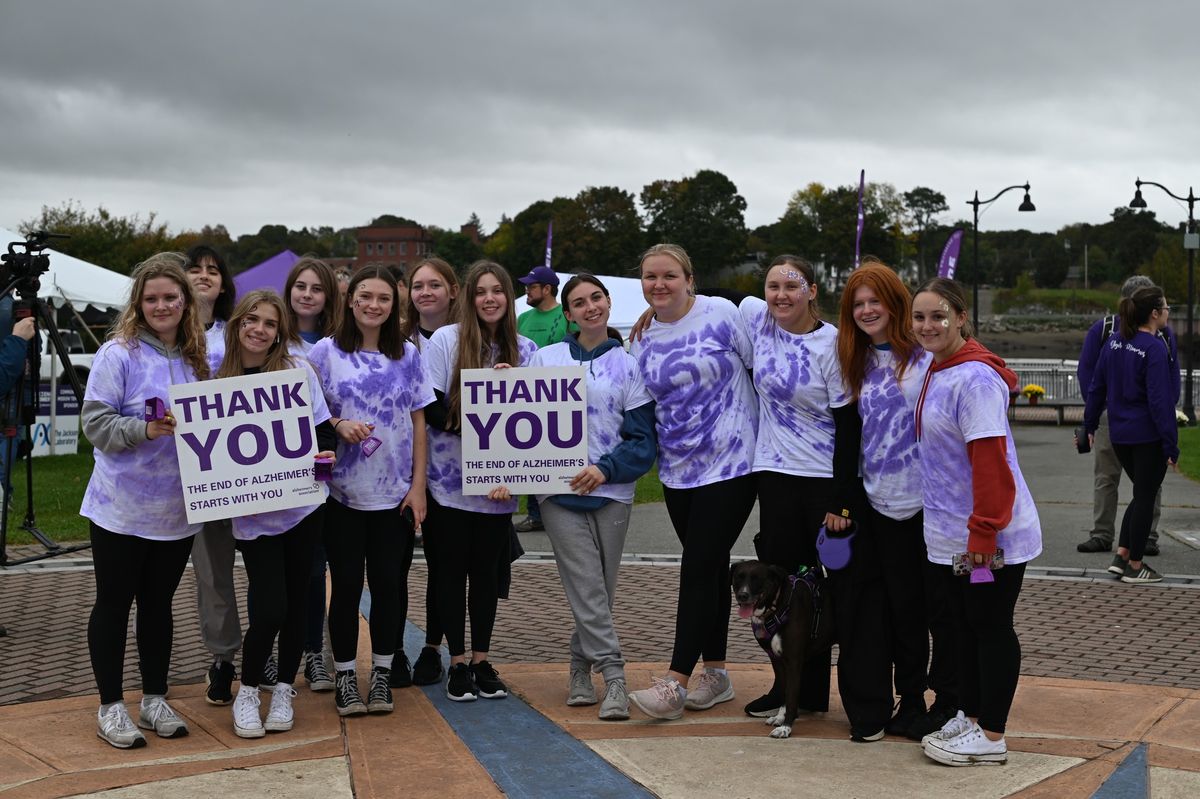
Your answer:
[1092,741,1147,799]
[362,588,653,798]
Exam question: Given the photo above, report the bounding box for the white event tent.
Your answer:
[0,226,131,312]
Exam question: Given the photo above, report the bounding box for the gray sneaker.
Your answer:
[97,702,147,749]
[138,695,189,738]
[683,668,734,710]
[1107,554,1129,576]
[567,668,597,706]
[599,679,630,720]
[629,677,686,720]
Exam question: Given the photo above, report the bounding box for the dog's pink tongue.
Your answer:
[737,605,753,619]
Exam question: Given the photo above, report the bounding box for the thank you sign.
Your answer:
[169,368,324,523]
[460,366,588,495]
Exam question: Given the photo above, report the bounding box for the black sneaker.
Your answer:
[469,660,508,699]
[514,516,543,533]
[390,652,413,689]
[205,660,235,706]
[905,701,956,741]
[446,663,477,702]
[743,689,784,718]
[1107,553,1129,576]
[334,669,367,716]
[885,698,925,737]
[261,654,278,693]
[367,667,394,713]
[412,647,444,686]
[1122,562,1164,584]
[1144,541,1161,556]
[1076,536,1112,553]
[304,650,334,692]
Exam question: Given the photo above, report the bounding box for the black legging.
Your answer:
[238,510,320,687]
[428,497,510,657]
[663,473,757,676]
[88,523,194,705]
[1114,441,1169,562]
[304,538,328,653]
[935,561,1026,734]
[324,499,408,663]
[420,490,444,649]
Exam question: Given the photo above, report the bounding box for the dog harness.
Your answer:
[751,566,824,652]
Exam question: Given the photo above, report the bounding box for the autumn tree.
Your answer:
[640,169,747,280]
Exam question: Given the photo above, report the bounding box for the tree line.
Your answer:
[17,171,1189,297]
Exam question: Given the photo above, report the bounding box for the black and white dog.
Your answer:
[731,560,835,739]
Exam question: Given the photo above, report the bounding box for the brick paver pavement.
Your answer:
[3,558,1196,707]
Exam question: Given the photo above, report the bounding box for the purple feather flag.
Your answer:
[937,229,964,279]
[544,220,553,268]
[854,169,865,269]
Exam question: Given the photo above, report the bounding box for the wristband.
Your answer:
[334,419,347,431]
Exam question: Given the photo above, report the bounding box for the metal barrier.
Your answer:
[1007,358,1193,406]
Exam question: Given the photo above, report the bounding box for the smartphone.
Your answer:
[952,548,1006,577]
[1075,426,1091,454]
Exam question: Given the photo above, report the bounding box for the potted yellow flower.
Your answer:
[1022,384,1046,405]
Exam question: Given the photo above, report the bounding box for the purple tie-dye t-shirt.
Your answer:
[530,341,654,505]
[424,324,538,514]
[857,347,931,520]
[80,339,202,541]
[229,360,332,540]
[629,294,757,489]
[739,297,849,478]
[917,360,1042,565]
[307,338,434,511]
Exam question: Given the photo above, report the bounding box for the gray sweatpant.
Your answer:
[191,518,242,662]
[1092,412,1161,546]
[541,499,631,684]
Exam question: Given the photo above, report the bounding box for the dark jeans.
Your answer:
[934,561,1026,735]
[663,473,757,676]
[87,523,194,705]
[238,511,320,687]
[324,499,409,663]
[1113,441,1169,562]
[428,497,511,657]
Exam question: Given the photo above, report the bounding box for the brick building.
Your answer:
[356,224,435,276]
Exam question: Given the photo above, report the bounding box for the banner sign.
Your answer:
[169,368,324,523]
[854,169,866,269]
[459,366,588,495]
[32,382,80,457]
[938,229,964,279]
[544,219,554,267]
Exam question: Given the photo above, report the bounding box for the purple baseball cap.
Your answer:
[518,266,559,286]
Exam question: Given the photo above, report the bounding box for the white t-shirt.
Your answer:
[425,324,538,514]
[918,360,1043,565]
[530,341,654,505]
[739,296,849,478]
[629,295,757,489]
[858,347,932,520]
[307,338,434,511]
[205,319,226,365]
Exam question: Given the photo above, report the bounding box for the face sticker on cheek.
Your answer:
[941,319,950,328]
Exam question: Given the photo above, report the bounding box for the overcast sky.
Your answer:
[3,1,1198,244]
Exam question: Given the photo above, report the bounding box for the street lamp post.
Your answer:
[1130,178,1197,422]
[968,183,1036,332]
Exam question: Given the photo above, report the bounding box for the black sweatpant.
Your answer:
[87,524,195,705]
[428,496,511,657]
[238,510,320,687]
[663,473,757,677]
[1114,441,1169,562]
[324,499,409,663]
[872,506,957,708]
[420,491,444,648]
[935,561,1026,734]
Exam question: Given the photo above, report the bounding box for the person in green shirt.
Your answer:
[515,266,574,531]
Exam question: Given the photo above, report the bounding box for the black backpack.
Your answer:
[1101,314,1175,364]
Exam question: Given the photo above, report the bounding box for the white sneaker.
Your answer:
[924,722,1008,766]
[921,709,972,746]
[233,685,265,739]
[265,683,297,732]
[97,703,147,749]
[137,695,189,738]
[683,668,734,710]
[629,677,686,720]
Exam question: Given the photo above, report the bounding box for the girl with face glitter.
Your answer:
[910,277,1042,767]
[307,266,434,716]
[81,254,210,749]
[837,262,957,742]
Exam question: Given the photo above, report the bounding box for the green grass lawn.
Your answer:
[1176,426,1200,483]
[4,442,93,546]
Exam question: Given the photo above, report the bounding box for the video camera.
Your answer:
[1,231,68,299]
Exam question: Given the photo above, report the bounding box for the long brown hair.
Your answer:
[284,256,342,341]
[334,265,407,359]
[111,253,210,380]
[447,261,520,428]
[765,254,820,321]
[217,290,297,378]
[1118,286,1166,340]
[561,273,623,344]
[838,262,918,399]
[913,277,975,340]
[402,257,459,342]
